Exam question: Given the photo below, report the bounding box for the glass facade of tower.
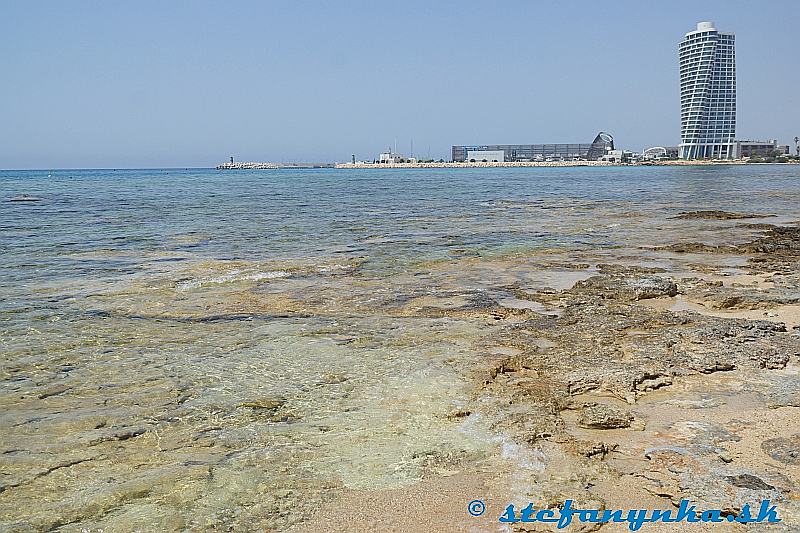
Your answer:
[679,22,736,159]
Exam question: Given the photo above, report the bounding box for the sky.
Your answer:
[1,0,798,169]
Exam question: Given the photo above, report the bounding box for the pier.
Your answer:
[216,162,279,170]
[216,161,334,170]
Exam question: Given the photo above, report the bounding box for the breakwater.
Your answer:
[216,162,279,169]
[216,162,335,170]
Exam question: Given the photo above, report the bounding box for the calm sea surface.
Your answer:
[1,165,799,530]
[3,166,800,280]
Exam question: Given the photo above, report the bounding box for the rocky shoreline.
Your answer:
[298,212,800,532]
[467,213,800,531]
[4,202,800,531]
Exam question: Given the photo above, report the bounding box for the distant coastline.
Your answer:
[210,160,799,170]
[333,160,798,169]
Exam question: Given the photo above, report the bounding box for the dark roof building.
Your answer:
[452,132,614,162]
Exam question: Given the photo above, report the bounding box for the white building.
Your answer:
[598,150,625,163]
[642,147,668,160]
[466,150,505,162]
[679,22,736,159]
[735,139,790,158]
[378,152,405,164]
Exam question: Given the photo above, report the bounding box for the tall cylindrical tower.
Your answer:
[679,22,736,159]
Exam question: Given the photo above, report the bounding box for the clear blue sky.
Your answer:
[1,0,798,168]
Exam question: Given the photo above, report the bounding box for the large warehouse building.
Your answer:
[452,132,614,162]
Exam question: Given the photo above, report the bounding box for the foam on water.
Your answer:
[178,269,292,290]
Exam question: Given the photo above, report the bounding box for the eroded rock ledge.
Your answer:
[472,253,800,529]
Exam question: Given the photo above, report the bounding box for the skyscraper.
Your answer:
[679,22,736,159]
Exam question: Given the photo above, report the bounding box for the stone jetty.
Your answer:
[216,162,280,170]
[216,162,335,170]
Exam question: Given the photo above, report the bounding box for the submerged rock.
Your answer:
[322,373,349,384]
[8,195,41,202]
[657,242,733,254]
[658,221,800,272]
[743,225,800,257]
[238,398,286,410]
[237,398,299,423]
[671,210,773,220]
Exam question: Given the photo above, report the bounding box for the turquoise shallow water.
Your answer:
[3,165,800,286]
[1,165,799,530]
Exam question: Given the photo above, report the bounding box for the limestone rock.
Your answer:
[577,403,633,429]
[725,473,775,491]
